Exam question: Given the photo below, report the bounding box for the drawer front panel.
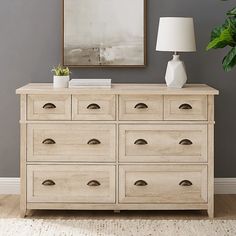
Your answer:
[119,95,163,120]
[164,95,207,120]
[72,95,116,120]
[27,95,71,120]
[119,124,207,163]
[27,165,116,203]
[27,124,116,162]
[119,165,207,203]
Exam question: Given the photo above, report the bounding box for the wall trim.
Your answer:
[0,178,236,194]
[0,178,20,194]
[214,178,236,194]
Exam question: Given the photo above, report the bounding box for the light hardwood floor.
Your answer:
[0,195,236,219]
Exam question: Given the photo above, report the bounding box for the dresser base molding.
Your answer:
[16,84,219,218]
[27,203,208,211]
[23,203,210,217]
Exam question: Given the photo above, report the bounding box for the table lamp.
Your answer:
[156,17,196,88]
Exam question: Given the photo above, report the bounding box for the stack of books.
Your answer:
[69,79,111,88]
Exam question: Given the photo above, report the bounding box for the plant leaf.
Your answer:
[227,17,236,43]
[51,64,71,76]
[207,27,234,50]
[210,25,226,41]
[227,7,236,16]
[222,46,236,71]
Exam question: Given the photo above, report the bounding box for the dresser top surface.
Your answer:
[16,83,219,95]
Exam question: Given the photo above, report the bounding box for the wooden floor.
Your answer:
[0,195,236,219]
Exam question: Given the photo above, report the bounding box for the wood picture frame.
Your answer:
[62,0,147,67]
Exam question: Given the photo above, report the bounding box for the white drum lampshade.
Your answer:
[156,17,196,88]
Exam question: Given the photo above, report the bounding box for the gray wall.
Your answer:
[0,0,235,177]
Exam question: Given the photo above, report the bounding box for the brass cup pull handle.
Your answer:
[42,180,55,186]
[134,180,148,186]
[134,103,148,109]
[179,180,193,187]
[87,103,101,110]
[134,139,148,145]
[87,180,101,187]
[179,139,193,145]
[43,103,56,109]
[42,138,56,145]
[87,139,101,145]
[179,104,192,110]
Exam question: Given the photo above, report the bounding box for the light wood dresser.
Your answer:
[16,83,219,217]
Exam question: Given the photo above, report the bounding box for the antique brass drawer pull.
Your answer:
[134,180,148,186]
[87,103,101,110]
[179,103,192,110]
[134,103,148,109]
[42,138,56,145]
[134,139,148,145]
[87,180,101,186]
[43,103,56,109]
[87,139,101,145]
[179,180,193,186]
[42,180,56,186]
[179,139,193,145]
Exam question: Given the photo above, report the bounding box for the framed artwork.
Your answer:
[63,0,146,67]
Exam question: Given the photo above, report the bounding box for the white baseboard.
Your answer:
[214,178,236,194]
[0,178,235,195]
[0,178,20,194]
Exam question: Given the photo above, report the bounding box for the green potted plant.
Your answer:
[206,3,236,71]
[51,65,71,88]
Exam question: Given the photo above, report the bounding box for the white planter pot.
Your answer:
[53,76,70,88]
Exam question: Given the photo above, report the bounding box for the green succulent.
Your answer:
[52,65,71,76]
[207,3,236,72]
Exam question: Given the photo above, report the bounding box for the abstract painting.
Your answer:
[63,0,146,67]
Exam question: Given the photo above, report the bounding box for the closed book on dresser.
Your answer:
[16,83,219,217]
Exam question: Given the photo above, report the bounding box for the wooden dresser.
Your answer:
[16,83,219,217]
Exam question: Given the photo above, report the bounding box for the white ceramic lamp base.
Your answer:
[165,55,187,88]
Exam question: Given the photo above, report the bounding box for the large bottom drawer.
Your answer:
[119,165,207,203]
[27,165,116,203]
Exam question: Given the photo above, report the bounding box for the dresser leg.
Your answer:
[114,210,120,213]
[20,208,27,218]
[207,207,214,218]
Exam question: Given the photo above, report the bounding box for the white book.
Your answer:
[69,85,111,89]
[69,79,111,87]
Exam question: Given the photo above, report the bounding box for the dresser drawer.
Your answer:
[27,95,71,120]
[72,95,116,120]
[119,165,207,203]
[119,95,163,120]
[164,95,207,120]
[27,165,115,203]
[27,124,116,162]
[119,124,207,163]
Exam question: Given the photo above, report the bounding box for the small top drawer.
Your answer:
[164,95,207,120]
[72,95,116,120]
[27,95,71,120]
[119,95,163,120]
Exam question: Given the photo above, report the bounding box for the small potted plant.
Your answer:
[51,65,71,88]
